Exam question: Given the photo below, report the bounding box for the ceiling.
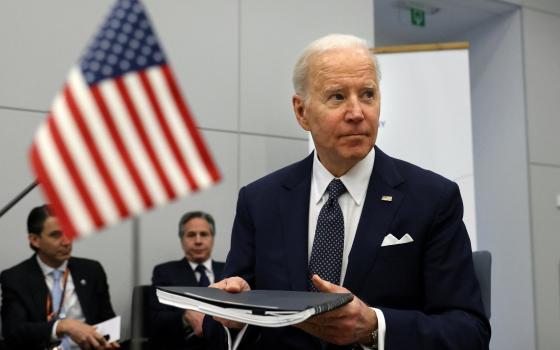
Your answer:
[374,0,519,46]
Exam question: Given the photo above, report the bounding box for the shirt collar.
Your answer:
[312,147,375,205]
[188,258,212,272]
[36,255,68,277]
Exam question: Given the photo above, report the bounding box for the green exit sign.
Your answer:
[410,8,425,27]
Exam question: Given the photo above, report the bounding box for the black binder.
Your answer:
[156,286,353,327]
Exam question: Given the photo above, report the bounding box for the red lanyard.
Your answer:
[46,268,70,321]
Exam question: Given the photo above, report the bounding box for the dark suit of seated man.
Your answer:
[188,34,491,350]
[150,211,225,350]
[0,204,119,350]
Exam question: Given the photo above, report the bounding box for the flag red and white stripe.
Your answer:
[30,0,220,239]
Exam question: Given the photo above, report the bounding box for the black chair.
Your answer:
[130,285,152,350]
[472,250,492,319]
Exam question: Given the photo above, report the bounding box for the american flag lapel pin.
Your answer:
[381,195,393,202]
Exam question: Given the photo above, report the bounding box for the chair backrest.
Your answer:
[472,250,492,319]
[130,285,152,350]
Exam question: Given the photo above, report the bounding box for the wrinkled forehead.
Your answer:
[307,48,377,88]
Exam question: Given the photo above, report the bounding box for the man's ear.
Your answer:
[292,95,310,131]
[28,233,40,250]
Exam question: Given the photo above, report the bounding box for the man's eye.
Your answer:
[329,93,344,101]
[363,90,375,99]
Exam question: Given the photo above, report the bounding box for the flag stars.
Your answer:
[115,8,126,19]
[105,29,116,40]
[122,23,133,34]
[110,19,121,30]
[102,66,113,76]
[80,0,166,85]
[129,39,140,49]
[100,40,111,50]
[112,44,123,54]
[117,33,128,44]
[134,29,145,40]
[120,61,130,70]
[127,13,138,23]
[125,50,135,60]
[141,45,151,56]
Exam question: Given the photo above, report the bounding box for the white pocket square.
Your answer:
[381,233,414,247]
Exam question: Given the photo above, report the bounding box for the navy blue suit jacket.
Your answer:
[0,256,115,350]
[151,258,225,350]
[208,147,490,349]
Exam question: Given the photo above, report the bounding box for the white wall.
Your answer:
[522,7,560,350]
[464,10,536,350]
[0,0,374,339]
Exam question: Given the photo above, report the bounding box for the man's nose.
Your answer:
[61,235,71,245]
[345,96,364,121]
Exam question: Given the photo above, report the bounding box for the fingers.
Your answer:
[311,274,347,293]
[184,310,205,336]
[211,276,250,293]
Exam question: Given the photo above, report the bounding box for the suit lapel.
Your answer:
[179,258,197,285]
[280,154,313,291]
[27,256,50,320]
[68,258,92,321]
[344,147,405,294]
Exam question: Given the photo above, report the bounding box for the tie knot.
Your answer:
[51,269,63,281]
[327,179,346,200]
[195,264,206,274]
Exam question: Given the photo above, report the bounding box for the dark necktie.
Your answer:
[308,178,346,291]
[195,264,210,287]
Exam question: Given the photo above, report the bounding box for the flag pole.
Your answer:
[0,181,38,219]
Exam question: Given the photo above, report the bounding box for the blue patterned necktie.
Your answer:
[51,269,70,350]
[308,178,347,291]
[196,264,210,287]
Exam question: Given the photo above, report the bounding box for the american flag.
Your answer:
[29,0,221,239]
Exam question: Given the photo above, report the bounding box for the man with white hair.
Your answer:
[197,33,491,350]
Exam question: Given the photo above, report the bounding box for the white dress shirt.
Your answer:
[308,148,386,350]
[36,256,85,350]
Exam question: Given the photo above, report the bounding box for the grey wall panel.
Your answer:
[0,0,112,110]
[144,0,240,131]
[0,109,45,276]
[239,134,308,187]
[523,8,560,166]
[239,0,374,138]
[530,165,560,350]
[504,0,560,15]
[465,11,536,350]
[138,130,238,285]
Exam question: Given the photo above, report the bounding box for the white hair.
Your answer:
[292,34,380,100]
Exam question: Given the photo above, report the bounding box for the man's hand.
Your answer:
[295,275,377,346]
[184,310,205,336]
[56,319,120,350]
[210,277,251,329]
